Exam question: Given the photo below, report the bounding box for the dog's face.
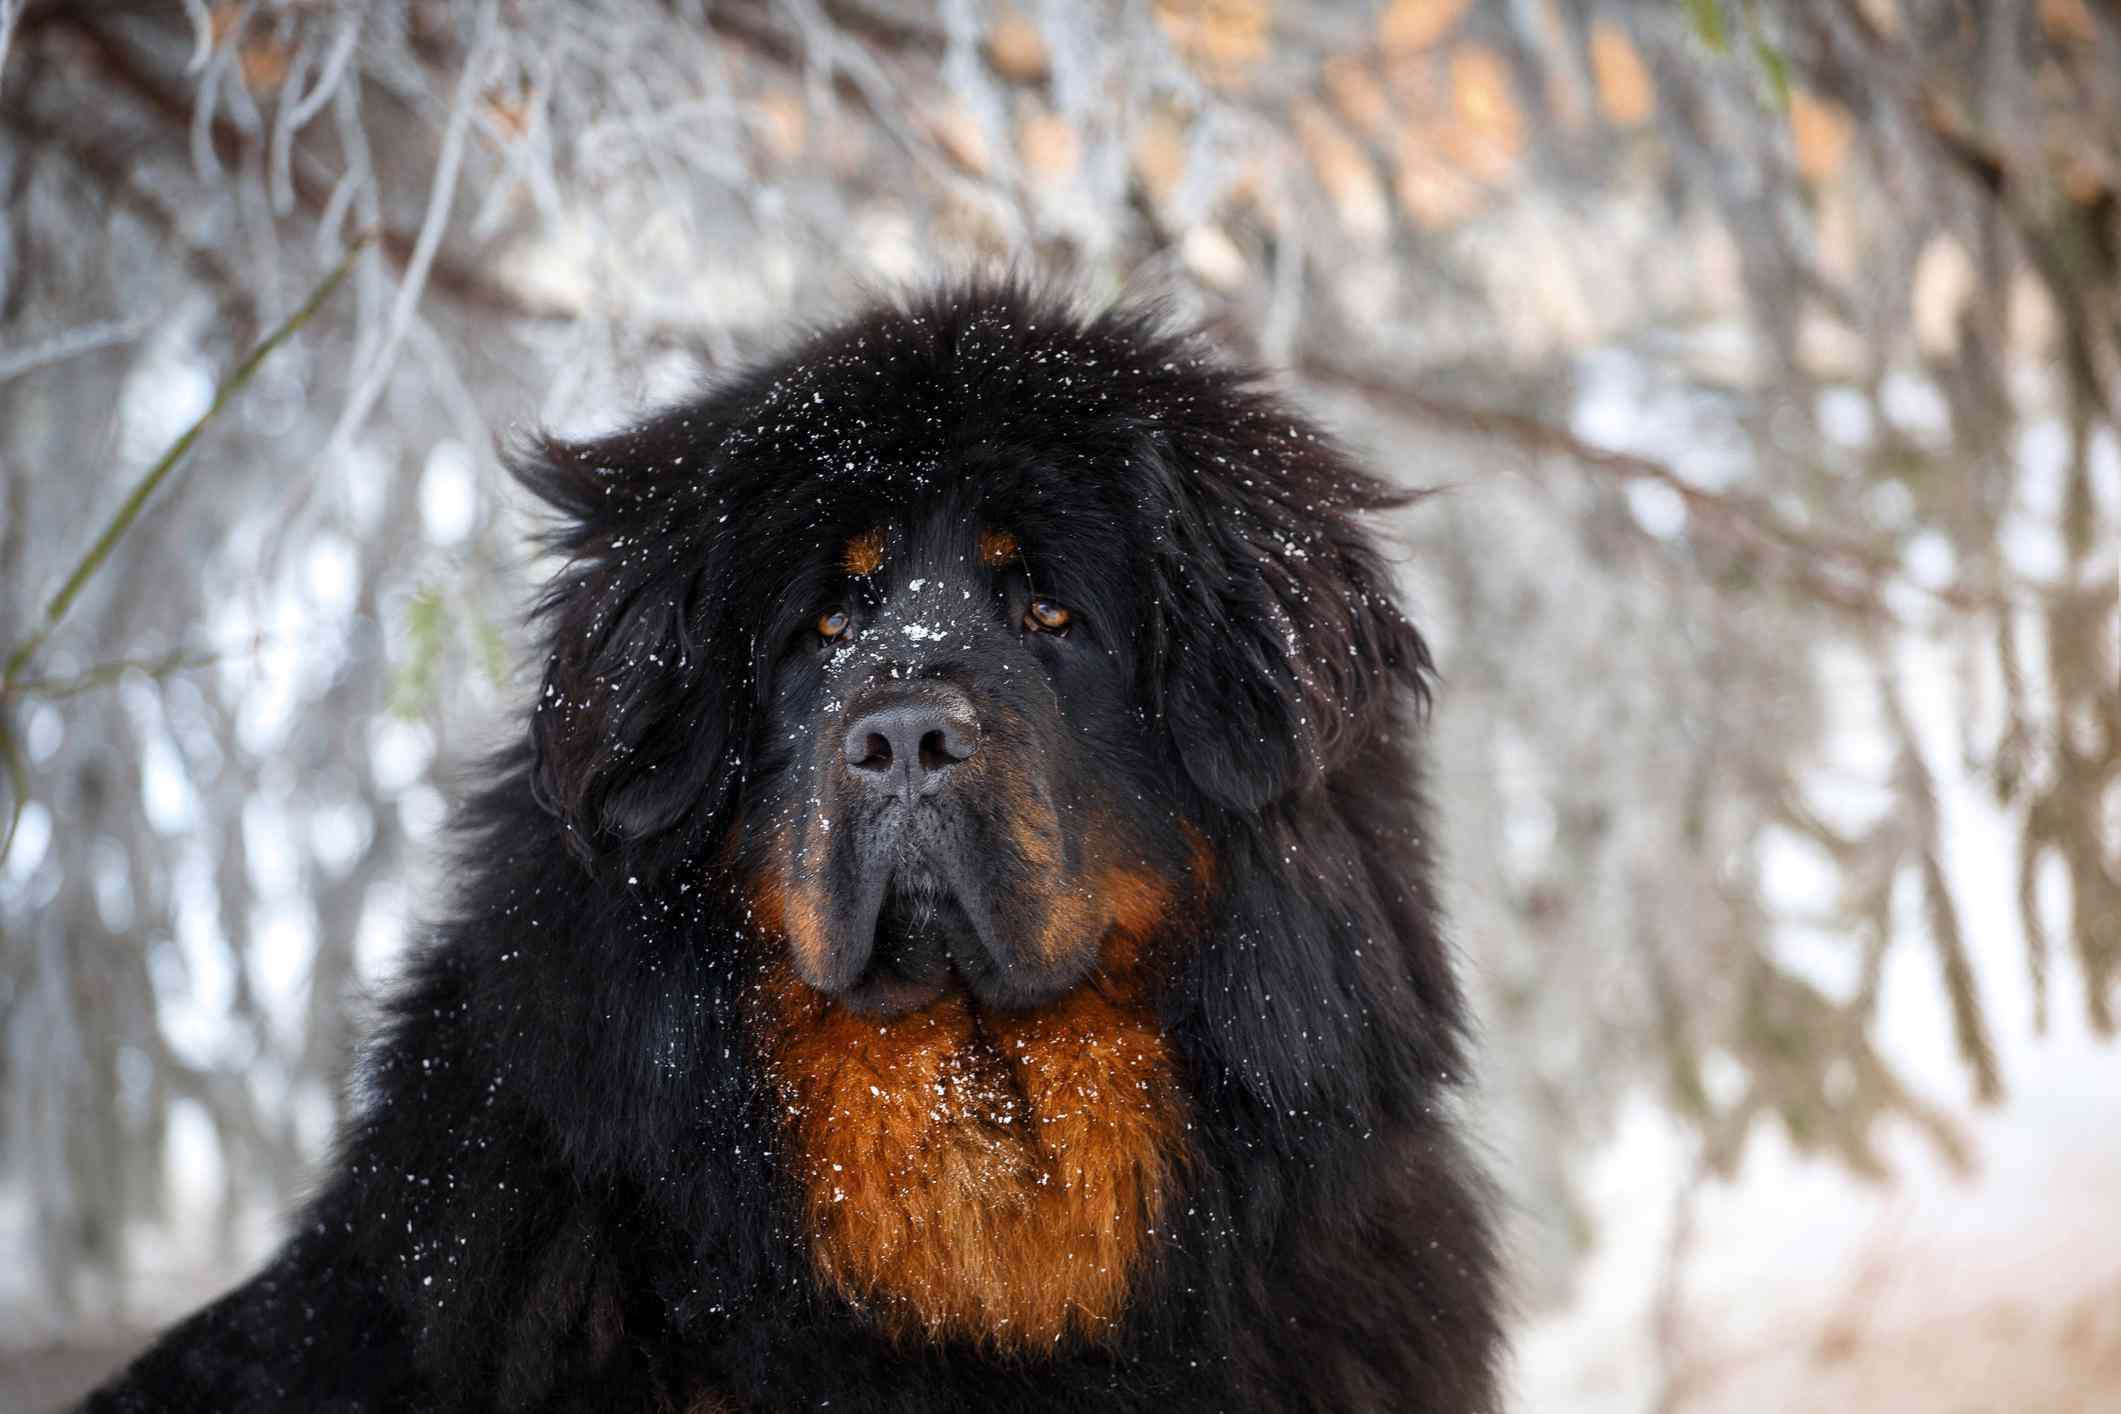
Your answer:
[523,294,1430,1038]
[742,501,1193,1017]
[525,295,1424,920]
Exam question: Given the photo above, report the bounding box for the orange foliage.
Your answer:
[926,101,993,177]
[239,39,289,93]
[1789,90,1853,184]
[1324,56,1397,143]
[755,89,807,162]
[1021,112,1081,184]
[988,9,1051,82]
[1446,45,1525,181]
[2040,0,2097,45]
[1590,23,1656,127]
[1295,101,1390,244]
[1377,0,1468,56]
[1153,0,1270,90]
[1132,112,1190,207]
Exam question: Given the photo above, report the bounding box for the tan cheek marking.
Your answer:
[844,528,886,577]
[1183,820,1216,895]
[1032,814,1178,970]
[1034,884,1098,970]
[978,528,1018,567]
[1102,865,1177,945]
[749,830,832,984]
[1002,775,1063,875]
[968,738,1070,965]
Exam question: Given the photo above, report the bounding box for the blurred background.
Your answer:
[0,1,2116,1409]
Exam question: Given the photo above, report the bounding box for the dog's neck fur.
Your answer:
[750,921,1186,1348]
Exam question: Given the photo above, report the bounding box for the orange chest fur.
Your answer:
[750,961,1187,1348]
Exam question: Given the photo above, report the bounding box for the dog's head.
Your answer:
[736,505,1201,1015]
[519,287,1429,1017]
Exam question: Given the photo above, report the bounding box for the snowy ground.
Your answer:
[1514,1037,2121,1411]
[1513,637,2121,1412]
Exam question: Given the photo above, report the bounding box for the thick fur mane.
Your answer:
[82,284,1501,1414]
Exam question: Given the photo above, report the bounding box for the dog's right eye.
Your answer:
[1024,597,1072,635]
[817,609,852,642]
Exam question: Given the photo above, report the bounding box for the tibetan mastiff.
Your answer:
[84,287,1501,1412]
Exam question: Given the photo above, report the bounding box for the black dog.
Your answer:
[83,286,1502,1412]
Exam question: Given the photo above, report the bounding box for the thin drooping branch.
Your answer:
[4,648,225,701]
[0,0,23,90]
[1,234,367,694]
[0,107,262,331]
[0,313,156,384]
[1303,357,2026,619]
[325,0,495,454]
[0,235,366,862]
[40,12,568,323]
[34,7,823,347]
[1879,667,2003,1102]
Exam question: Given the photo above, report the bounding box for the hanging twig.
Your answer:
[1303,357,2038,619]
[46,12,560,324]
[0,314,160,385]
[0,722,25,867]
[4,649,226,702]
[325,0,495,456]
[1,234,369,692]
[0,0,24,90]
[0,235,369,864]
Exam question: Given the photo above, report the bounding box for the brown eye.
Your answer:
[1024,598,1071,634]
[817,609,851,641]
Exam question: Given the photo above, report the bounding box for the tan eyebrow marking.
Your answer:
[843,528,886,577]
[977,529,1018,567]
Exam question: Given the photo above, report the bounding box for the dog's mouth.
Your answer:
[837,864,981,1016]
[792,784,1096,1017]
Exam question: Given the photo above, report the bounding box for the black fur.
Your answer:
[81,286,1502,1413]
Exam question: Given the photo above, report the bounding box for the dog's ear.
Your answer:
[513,428,746,867]
[1148,416,1432,814]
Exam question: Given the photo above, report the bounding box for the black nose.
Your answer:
[842,692,978,800]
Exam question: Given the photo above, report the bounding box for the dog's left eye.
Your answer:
[1024,598,1072,634]
[817,609,852,641]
